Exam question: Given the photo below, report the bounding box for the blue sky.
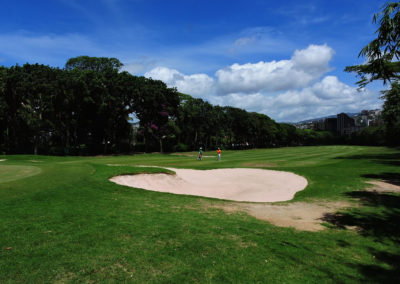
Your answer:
[0,0,387,122]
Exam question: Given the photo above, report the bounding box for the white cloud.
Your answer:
[144,67,215,97]
[213,76,381,122]
[143,45,380,122]
[234,36,256,47]
[291,44,334,76]
[123,63,148,74]
[216,44,334,94]
[122,57,158,75]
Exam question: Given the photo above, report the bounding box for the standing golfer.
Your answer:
[197,147,203,160]
[217,148,221,161]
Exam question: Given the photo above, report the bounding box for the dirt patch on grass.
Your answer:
[171,153,195,157]
[209,180,400,231]
[210,201,352,231]
[241,162,278,167]
[366,180,400,193]
[28,160,43,163]
[171,153,215,158]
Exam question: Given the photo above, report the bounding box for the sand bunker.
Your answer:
[110,168,308,202]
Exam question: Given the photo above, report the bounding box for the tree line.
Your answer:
[0,56,336,155]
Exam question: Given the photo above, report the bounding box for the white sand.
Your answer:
[110,168,308,202]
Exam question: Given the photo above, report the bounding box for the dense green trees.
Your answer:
[350,126,386,146]
[0,56,341,155]
[65,56,123,72]
[382,82,400,145]
[0,58,180,154]
[174,96,334,151]
[175,95,304,151]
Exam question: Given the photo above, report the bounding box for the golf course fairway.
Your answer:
[1,146,399,282]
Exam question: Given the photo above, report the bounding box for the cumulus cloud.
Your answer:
[144,66,215,97]
[213,76,381,122]
[291,44,334,76]
[216,44,334,94]
[144,45,381,122]
[145,44,334,97]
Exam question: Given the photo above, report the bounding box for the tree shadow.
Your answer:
[321,190,400,282]
[323,191,400,239]
[335,152,400,167]
[356,249,400,283]
[362,172,400,186]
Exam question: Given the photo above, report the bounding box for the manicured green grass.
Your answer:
[1,146,400,283]
[0,165,41,184]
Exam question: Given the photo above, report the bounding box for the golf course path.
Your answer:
[110,168,308,202]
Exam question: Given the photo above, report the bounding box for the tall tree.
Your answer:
[345,2,400,87]
[345,2,400,146]
[0,67,7,152]
[382,81,400,145]
[65,56,123,72]
[133,78,180,152]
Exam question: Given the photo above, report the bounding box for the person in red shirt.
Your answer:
[217,148,221,161]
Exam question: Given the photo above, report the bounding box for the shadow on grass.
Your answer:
[362,172,400,187]
[357,248,400,283]
[322,189,400,282]
[322,191,400,238]
[335,152,400,167]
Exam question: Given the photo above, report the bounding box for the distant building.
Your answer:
[324,118,337,132]
[337,113,356,136]
[316,120,325,130]
[293,109,383,135]
[369,117,384,127]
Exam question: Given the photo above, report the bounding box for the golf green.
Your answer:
[0,165,41,184]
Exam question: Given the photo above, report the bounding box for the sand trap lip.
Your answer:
[110,168,308,202]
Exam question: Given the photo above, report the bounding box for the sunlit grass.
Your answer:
[1,146,399,282]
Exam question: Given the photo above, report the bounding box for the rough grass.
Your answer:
[0,146,400,283]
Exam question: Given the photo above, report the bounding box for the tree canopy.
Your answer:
[345,2,400,87]
[65,56,123,72]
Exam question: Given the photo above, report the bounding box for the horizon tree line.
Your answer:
[0,56,340,155]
